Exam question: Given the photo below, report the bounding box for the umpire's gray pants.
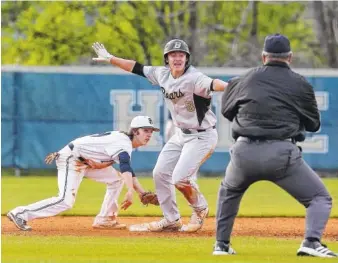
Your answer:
[216,137,332,242]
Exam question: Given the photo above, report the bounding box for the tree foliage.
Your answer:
[1,1,337,68]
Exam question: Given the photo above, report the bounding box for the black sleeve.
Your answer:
[210,80,215,91]
[131,62,146,78]
[299,80,320,132]
[221,77,241,122]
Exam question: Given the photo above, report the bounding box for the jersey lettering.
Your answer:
[161,87,184,100]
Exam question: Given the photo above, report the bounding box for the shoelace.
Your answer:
[190,209,206,224]
[313,243,337,256]
[157,218,169,227]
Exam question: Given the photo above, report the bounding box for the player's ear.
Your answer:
[287,52,293,63]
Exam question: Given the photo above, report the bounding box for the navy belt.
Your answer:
[68,143,74,150]
[181,125,216,134]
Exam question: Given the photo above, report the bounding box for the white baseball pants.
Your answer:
[153,128,218,222]
[11,145,124,222]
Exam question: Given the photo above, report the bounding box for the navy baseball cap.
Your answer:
[263,34,291,53]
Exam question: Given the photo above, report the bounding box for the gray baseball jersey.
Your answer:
[140,65,218,223]
[143,66,216,130]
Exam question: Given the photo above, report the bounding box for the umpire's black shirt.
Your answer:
[221,61,320,141]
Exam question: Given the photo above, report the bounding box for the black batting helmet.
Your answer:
[163,39,190,65]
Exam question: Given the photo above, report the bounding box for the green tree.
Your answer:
[1,1,334,68]
[2,2,93,65]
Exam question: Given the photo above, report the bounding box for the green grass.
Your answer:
[2,170,338,263]
[2,236,338,263]
[2,170,338,217]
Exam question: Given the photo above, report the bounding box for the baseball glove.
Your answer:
[140,192,159,206]
[45,152,60,164]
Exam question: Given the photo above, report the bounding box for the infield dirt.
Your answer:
[2,216,338,239]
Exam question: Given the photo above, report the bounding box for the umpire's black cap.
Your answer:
[263,34,291,53]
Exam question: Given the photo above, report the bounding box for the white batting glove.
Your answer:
[92,42,114,62]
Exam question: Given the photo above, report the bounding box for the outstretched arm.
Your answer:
[92,42,136,72]
[212,79,228,92]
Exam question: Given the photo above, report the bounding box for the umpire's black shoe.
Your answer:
[297,239,337,258]
[212,241,236,255]
[7,212,32,231]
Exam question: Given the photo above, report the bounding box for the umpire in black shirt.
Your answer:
[213,34,336,258]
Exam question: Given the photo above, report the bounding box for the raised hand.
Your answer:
[92,42,114,62]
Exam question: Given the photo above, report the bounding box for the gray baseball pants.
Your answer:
[216,137,332,242]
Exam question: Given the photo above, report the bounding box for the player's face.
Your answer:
[167,51,187,72]
[135,128,154,146]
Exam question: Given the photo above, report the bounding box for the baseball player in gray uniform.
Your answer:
[92,39,228,232]
[7,116,159,231]
[213,34,336,258]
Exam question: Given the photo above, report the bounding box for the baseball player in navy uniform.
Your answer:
[7,116,159,231]
[213,34,336,258]
[92,39,228,232]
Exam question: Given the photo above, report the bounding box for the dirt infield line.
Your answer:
[2,216,337,239]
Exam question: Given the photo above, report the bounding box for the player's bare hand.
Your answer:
[92,42,114,62]
[121,190,133,210]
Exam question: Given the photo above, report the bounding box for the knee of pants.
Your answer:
[153,166,167,182]
[174,179,196,191]
[107,179,123,190]
[62,195,76,210]
[305,193,332,209]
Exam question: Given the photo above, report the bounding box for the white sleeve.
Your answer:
[143,66,160,85]
[105,142,132,162]
[105,146,126,161]
[194,72,213,98]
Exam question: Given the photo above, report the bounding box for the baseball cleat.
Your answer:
[212,241,236,255]
[92,216,127,229]
[7,212,32,231]
[147,218,182,232]
[297,240,337,258]
[180,207,209,232]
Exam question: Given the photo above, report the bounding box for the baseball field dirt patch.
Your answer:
[2,216,337,239]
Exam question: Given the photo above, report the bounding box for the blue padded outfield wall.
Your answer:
[2,66,338,171]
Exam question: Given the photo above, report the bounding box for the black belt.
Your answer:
[236,136,296,144]
[68,143,74,150]
[181,125,216,134]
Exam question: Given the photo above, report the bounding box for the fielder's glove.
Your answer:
[140,192,160,206]
[92,42,114,62]
[45,152,60,164]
